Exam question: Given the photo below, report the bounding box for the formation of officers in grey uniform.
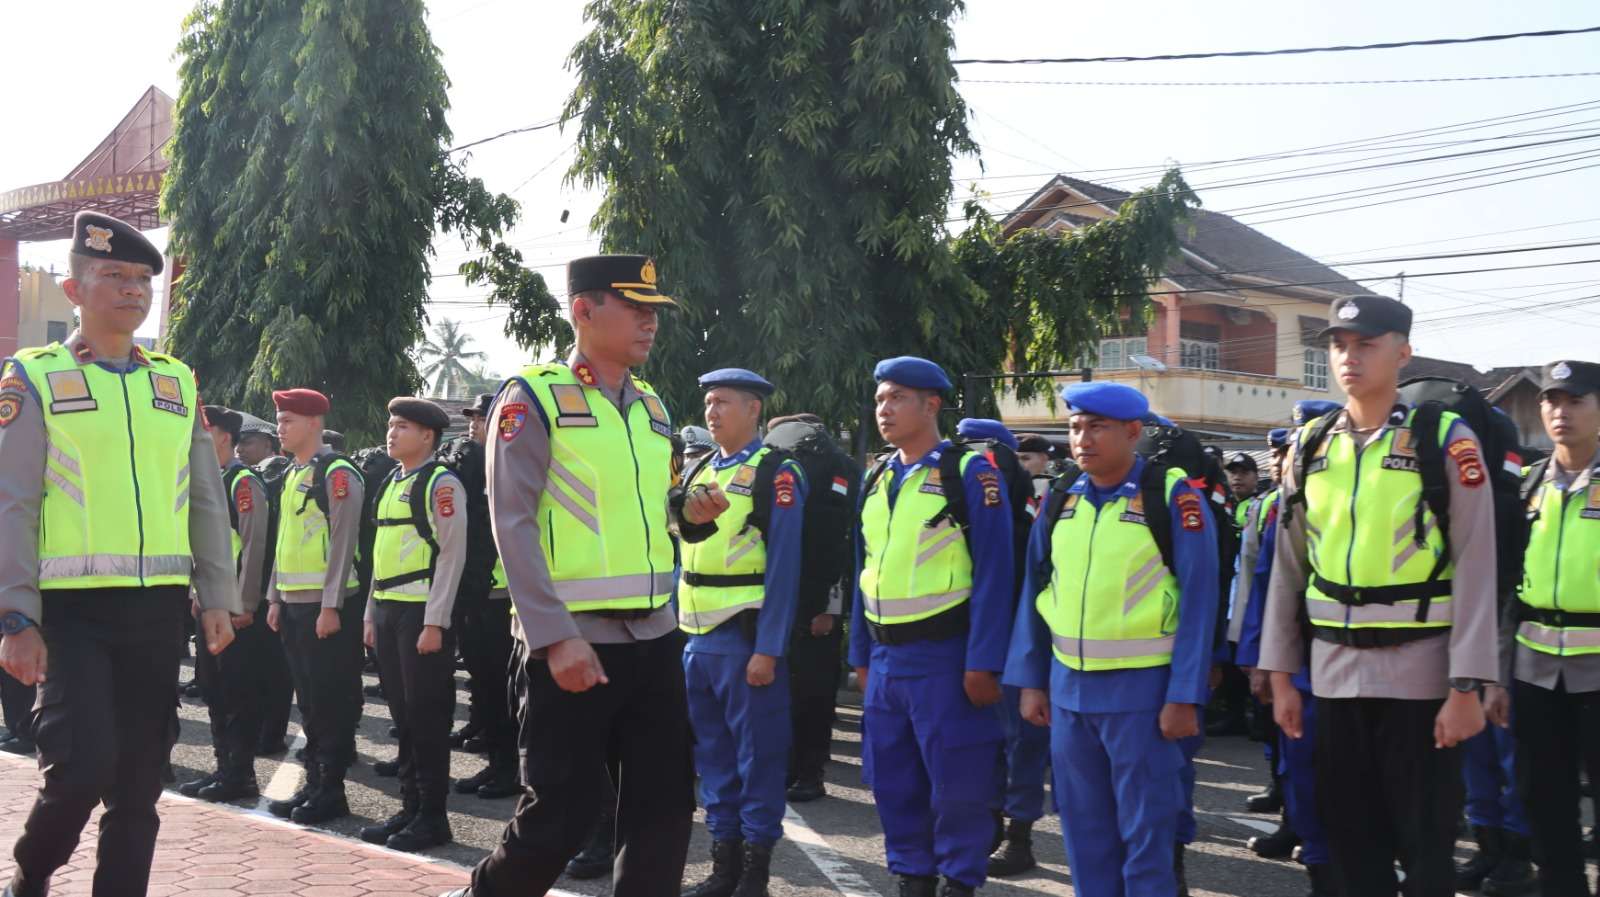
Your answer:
[2,211,1599,897]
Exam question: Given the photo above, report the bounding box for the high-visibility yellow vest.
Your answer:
[679,446,772,635]
[13,344,197,590]
[221,463,262,569]
[1233,500,1251,531]
[513,363,676,612]
[1300,408,1459,634]
[1037,468,1185,671]
[1516,462,1600,656]
[859,450,974,627]
[274,456,361,593]
[1256,489,1278,537]
[371,464,453,603]
[491,558,507,591]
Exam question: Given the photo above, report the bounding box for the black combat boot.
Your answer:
[267,762,320,818]
[178,770,220,798]
[896,876,937,897]
[936,878,975,897]
[292,765,350,824]
[476,748,520,799]
[564,810,615,879]
[1248,814,1301,860]
[1304,863,1337,897]
[453,765,495,795]
[361,792,418,844]
[1175,842,1190,897]
[683,839,743,897]
[731,841,773,897]
[373,758,400,777]
[386,812,452,853]
[987,817,1037,877]
[198,771,260,802]
[1456,825,1503,891]
[1481,831,1537,896]
[1246,774,1282,813]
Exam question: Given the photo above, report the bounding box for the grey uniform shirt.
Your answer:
[225,462,271,615]
[1505,457,1600,692]
[1259,411,1500,698]
[364,467,468,629]
[487,353,677,651]
[1228,497,1265,645]
[267,445,365,610]
[0,335,240,622]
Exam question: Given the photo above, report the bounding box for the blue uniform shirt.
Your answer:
[848,441,1015,677]
[684,439,807,658]
[1235,497,1311,690]
[1003,455,1220,712]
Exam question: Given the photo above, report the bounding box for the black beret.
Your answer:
[463,392,496,418]
[1015,434,1054,454]
[203,405,243,440]
[71,211,164,275]
[321,429,345,451]
[568,254,676,306]
[387,397,451,432]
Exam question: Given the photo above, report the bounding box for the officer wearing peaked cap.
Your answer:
[1005,381,1219,897]
[451,254,692,897]
[0,212,240,897]
[674,367,807,897]
[850,357,1014,897]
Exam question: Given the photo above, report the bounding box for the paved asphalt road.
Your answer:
[158,656,1553,897]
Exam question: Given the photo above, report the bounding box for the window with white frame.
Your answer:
[1303,347,1329,390]
[1179,338,1219,370]
[1092,336,1147,370]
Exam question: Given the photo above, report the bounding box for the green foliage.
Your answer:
[416,318,485,399]
[163,0,555,444]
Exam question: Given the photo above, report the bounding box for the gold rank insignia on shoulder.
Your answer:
[45,370,97,414]
[549,384,597,428]
[1583,483,1600,520]
[149,372,188,416]
[727,464,758,496]
[573,363,597,387]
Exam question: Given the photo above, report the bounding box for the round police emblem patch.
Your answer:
[1336,303,1360,321]
[1552,362,1573,381]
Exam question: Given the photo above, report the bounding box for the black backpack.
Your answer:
[953,439,1038,602]
[253,455,290,594]
[762,419,862,621]
[1033,458,1187,594]
[434,436,497,601]
[368,458,454,594]
[1287,376,1527,601]
[344,448,396,596]
[1138,421,1241,631]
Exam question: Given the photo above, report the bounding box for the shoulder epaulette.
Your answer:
[530,363,566,378]
[14,346,55,361]
[145,351,178,365]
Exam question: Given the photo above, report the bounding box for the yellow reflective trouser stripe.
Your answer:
[1306,598,1454,626]
[554,572,676,605]
[40,554,192,580]
[45,468,84,505]
[1518,621,1600,650]
[863,588,971,620]
[683,597,766,632]
[1052,633,1176,660]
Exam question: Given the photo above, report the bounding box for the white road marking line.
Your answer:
[253,725,309,812]
[784,802,884,897]
[1214,813,1279,836]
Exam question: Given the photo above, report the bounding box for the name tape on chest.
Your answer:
[549,384,597,428]
[45,369,97,413]
[1057,492,1080,520]
[1118,489,1146,524]
[640,395,671,437]
[917,467,944,495]
[726,464,758,496]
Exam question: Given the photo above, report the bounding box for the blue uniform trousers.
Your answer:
[1176,709,1203,844]
[998,685,1051,822]
[684,651,791,844]
[1280,688,1329,865]
[1463,722,1529,836]
[863,670,1003,888]
[1052,706,1185,897]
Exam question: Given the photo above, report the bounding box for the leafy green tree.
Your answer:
[163,0,560,443]
[416,318,486,399]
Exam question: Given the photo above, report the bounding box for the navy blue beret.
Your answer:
[1141,411,1176,429]
[1268,428,1290,449]
[1292,399,1343,426]
[957,418,1019,451]
[873,356,952,391]
[698,368,774,397]
[1061,382,1150,422]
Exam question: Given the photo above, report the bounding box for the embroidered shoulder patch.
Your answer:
[1177,492,1205,531]
[0,394,20,428]
[330,469,351,500]
[235,480,254,514]
[499,403,529,441]
[1446,438,1484,488]
[435,485,456,518]
[976,469,1002,507]
[774,470,797,508]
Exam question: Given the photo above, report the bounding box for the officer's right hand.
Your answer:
[682,482,731,525]
[548,637,608,692]
[1270,672,1303,739]
[1248,667,1272,704]
[363,621,376,650]
[315,607,341,639]
[267,602,281,632]
[1483,684,1511,729]
[0,628,48,686]
[854,666,868,697]
[1020,687,1050,727]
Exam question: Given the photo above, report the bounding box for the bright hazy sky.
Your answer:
[5,0,1598,379]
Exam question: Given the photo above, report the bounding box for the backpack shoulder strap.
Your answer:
[1030,472,1078,588]
[1410,401,1452,547]
[935,443,973,532]
[746,447,790,537]
[1520,456,1551,505]
[307,452,353,517]
[222,466,245,532]
[1284,412,1341,523]
[681,451,716,494]
[410,462,449,551]
[1140,462,1177,574]
[861,453,893,505]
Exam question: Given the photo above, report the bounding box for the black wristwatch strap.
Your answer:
[1,612,36,636]
[1449,677,1480,694]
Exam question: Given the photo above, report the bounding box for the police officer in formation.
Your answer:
[265,388,366,824]
[1007,381,1219,897]
[1261,295,1499,897]
[359,397,467,851]
[0,212,240,897]
[176,406,272,803]
[674,368,807,897]
[849,356,1014,897]
[449,254,693,897]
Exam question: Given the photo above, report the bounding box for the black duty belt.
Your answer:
[1311,574,1453,607]
[578,608,660,620]
[867,605,970,647]
[1516,602,1600,629]
[682,572,765,588]
[1311,627,1447,649]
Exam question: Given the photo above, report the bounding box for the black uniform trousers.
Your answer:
[1313,696,1462,897]
[788,620,843,786]
[1,667,35,743]
[256,618,295,751]
[194,613,269,779]
[459,596,515,761]
[371,600,458,813]
[471,630,695,897]
[1512,677,1600,897]
[278,600,363,774]
[10,588,187,897]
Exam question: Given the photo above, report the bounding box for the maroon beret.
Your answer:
[272,388,330,417]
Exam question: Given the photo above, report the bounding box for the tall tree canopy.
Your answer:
[417,319,486,399]
[559,0,1196,432]
[163,0,559,443]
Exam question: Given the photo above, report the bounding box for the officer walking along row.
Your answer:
[0,212,240,897]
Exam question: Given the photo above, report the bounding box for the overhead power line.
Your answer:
[950,25,1600,66]
[964,71,1600,87]
[447,115,564,154]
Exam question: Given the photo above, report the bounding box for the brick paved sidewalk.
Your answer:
[0,754,471,897]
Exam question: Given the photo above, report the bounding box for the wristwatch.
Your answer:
[0,611,36,636]
[1448,677,1480,694]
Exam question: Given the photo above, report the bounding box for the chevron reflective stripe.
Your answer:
[1122,552,1166,615]
[39,553,192,580]
[554,572,676,605]
[915,523,964,566]
[47,443,80,477]
[45,468,84,505]
[1518,621,1600,651]
[863,588,971,620]
[724,530,763,568]
[684,598,765,632]
[1052,633,1176,660]
[1307,598,1453,626]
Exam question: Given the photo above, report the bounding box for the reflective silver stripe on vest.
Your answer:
[554,571,676,605]
[378,580,431,596]
[684,598,765,631]
[724,530,762,568]
[47,443,80,477]
[275,570,327,587]
[1306,598,1454,626]
[1518,621,1600,651]
[915,524,964,567]
[863,588,971,620]
[39,553,192,581]
[45,468,85,505]
[1122,553,1166,615]
[1051,633,1176,660]
[546,468,601,535]
[548,457,598,507]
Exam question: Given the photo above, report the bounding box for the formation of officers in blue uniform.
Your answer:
[3,211,1600,897]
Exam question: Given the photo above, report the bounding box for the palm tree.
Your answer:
[417,319,486,399]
